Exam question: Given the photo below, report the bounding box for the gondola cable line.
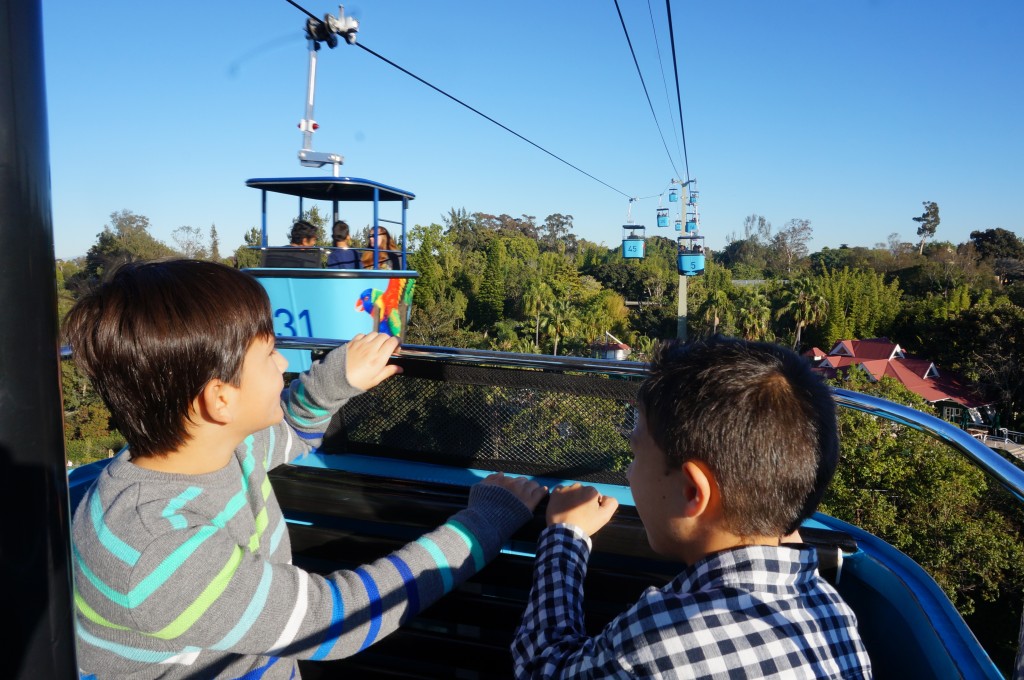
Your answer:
[286,0,642,201]
[613,0,682,179]
[286,1,691,265]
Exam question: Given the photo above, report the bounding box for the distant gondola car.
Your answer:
[677,234,706,276]
[621,224,646,259]
[656,207,669,227]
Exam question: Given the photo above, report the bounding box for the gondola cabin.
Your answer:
[242,177,418,372]
[621,224,646,259]
[656,207,669,227]
[678,234,706,276]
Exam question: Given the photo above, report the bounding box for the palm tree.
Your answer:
[776,278,829,349]
[539,298,578,356]
[509,336,537,354]
[698,288,731,337]
[737,290,771,341]
[521,278,552,351]
[631,334,656,362]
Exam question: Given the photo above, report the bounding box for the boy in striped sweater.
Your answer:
[65,259,546,679]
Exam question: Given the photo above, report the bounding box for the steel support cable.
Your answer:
[647,0,685,170]
[282,0,643,200]
[613,0,681,179]
[664,0,691,184]
[353,42,632,199]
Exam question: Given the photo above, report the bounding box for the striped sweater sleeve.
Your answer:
[260,344,364,469]
[77,480,531,665]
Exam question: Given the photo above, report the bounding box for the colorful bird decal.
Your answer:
[355,277,416,336]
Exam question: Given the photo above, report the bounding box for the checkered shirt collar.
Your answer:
[672,543,818,593]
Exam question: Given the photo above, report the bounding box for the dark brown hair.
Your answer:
[62,259,274,458]
[289,220,319,245]
[361,226,400,269]
[637,335,838,536]
[332,220,350,244]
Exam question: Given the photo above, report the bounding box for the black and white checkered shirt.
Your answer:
[512,525,872,679]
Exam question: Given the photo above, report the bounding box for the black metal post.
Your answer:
[0,0,78,676]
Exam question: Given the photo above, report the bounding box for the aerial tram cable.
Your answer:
[282,0,636,200]
[646,0,686,173]
[655,1,703,280]
[352,42,631,200]
[664,0,691,184]
[613,0,682,179]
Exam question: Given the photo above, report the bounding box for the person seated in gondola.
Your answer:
[288,219,319,247]
[361,225,402,270]
[64,259,546,679]
[513,335,871,679]
[326,220,361,269]
[260,219,322,268]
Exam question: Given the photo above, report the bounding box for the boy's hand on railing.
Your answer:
[345,332,403,391]
[546,483,619,537]
[480,472,548,513]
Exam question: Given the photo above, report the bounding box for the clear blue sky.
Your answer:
[43,1,1023,261]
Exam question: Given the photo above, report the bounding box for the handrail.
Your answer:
[832,388,1024,504]
[275,337,651,378]
[275,339,1024,504]
[61,339,1024,505]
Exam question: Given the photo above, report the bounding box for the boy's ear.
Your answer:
[197,379,235,425]
[680,460,715,519]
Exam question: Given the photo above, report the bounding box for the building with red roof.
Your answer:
[804,337,991,427]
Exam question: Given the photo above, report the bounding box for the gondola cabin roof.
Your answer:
[245,177,415,202]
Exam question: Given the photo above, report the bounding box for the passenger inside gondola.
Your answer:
[260,219,323,267]
[362,226,402,270]
[512,336,871,678]
[327,219,361,269]
[288,219,319,247]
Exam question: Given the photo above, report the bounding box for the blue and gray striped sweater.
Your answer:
[73,345,532,678]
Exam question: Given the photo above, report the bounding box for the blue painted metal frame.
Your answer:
[248,178,415,261]
[816,513,999,679]
[246,177,415,202]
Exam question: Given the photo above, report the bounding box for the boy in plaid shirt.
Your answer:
[513,336,871,678]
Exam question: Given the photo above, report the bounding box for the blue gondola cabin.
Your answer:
[677,235,705,276]
[622,224,646,259]
[656,207,669,228]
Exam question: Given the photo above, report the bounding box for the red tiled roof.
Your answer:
[830,340,857,356]
[829,337,901,361]
[856,359,890,380]
[803,346,829,361]
[813,337,987,407]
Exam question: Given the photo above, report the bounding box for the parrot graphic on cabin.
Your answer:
[355,277,415,336]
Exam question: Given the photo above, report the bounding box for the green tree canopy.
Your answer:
[85,209,176,277]
[970,228,1024,261]
[232,227,263,268]
[811,267,902,348]
[822,372,1024,615]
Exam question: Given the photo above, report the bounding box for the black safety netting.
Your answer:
[316,360,643,485]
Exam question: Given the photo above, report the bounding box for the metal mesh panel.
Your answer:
[318,363,642,485]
